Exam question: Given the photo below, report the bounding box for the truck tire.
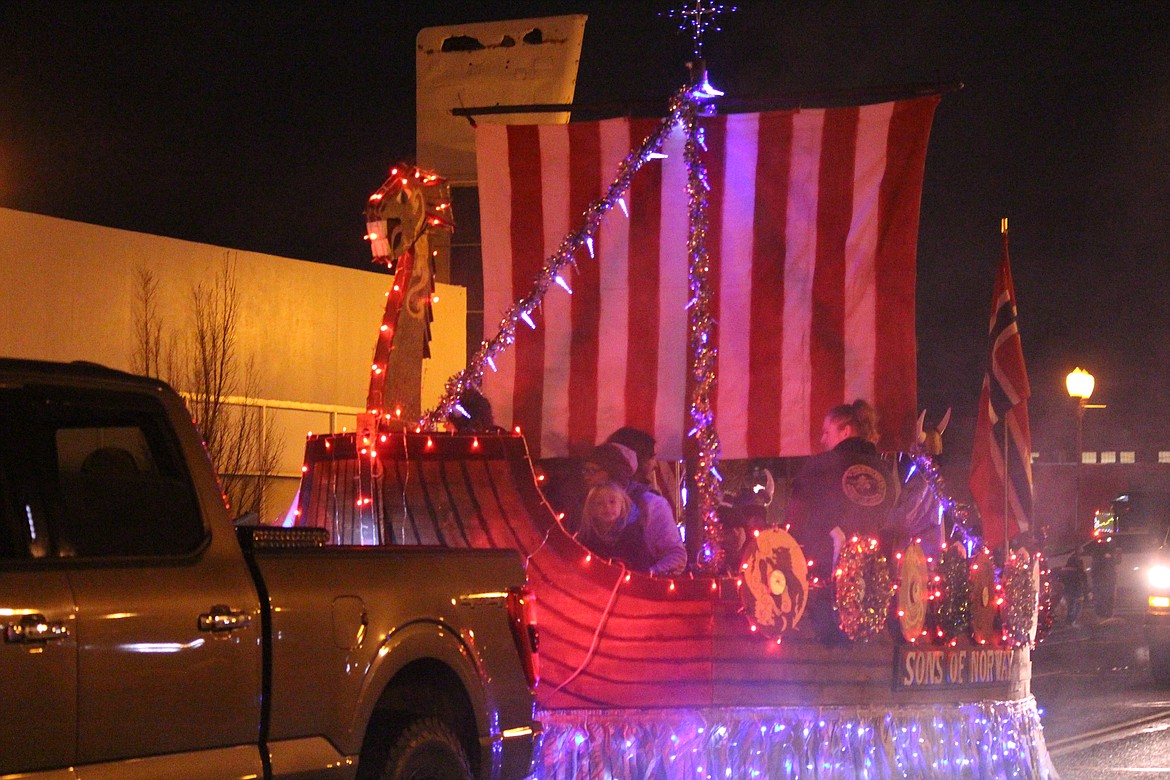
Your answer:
[1092,558,1117,618]
[380,717,472,780]
[1151,643,1170,685]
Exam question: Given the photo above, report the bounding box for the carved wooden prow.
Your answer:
[362,165,453,431]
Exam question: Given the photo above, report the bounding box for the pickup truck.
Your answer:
[0,358,540,779]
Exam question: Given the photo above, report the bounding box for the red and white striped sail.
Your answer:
[476,96,939,460]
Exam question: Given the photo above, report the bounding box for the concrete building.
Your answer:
[0,206,466,522]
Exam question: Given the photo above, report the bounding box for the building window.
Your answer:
[1160,451,1170,464]
[1082,452,1098,464]
[1100,451,1117,464]
[1121,451,1136,464]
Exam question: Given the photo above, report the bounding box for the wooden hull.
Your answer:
[530,526,1030,709]
[298,431,1034,707]
[296,432,1056,776]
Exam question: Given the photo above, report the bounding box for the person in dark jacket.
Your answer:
[787,400,898,643]
[605,426,658,487]
[787,400,898,586]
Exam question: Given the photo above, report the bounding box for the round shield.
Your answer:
[738,527,808,638]
[968,548,999,644]
[897,541,929,642]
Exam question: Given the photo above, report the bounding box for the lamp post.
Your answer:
[1066,367,1095,531]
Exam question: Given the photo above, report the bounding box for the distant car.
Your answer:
[1145,537,1170,683]
[1083,492,1170,618]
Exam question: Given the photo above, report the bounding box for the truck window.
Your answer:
[8,387,207,558]
[0,460,28,559]
[0,392,57,559]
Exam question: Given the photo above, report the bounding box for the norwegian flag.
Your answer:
[970,227,1034,550]
[475,96,939,460]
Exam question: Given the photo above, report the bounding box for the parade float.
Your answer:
[293,9,1057,778]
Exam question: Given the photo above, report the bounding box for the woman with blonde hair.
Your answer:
[821,399,880,447]
[787,399,899,641]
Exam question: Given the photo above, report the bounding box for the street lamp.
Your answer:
[1066,367,1096,534]
[1066,367,1095,458]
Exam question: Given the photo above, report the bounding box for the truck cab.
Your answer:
[0,359,539,779]
[1085,491,1170,618]
[0,360,265,775]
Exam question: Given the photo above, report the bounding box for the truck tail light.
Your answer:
[506,586,539,689]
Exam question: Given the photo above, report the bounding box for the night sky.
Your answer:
[3,1,1169,483]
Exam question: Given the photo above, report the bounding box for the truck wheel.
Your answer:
[1092,559,1117,618]
[380,717,472,780]
[1152,644,1170,685]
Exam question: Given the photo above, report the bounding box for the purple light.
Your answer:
[690,73,725,99]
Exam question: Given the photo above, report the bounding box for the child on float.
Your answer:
[573,442,686,576]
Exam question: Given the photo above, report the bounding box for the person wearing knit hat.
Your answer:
[583,442,638,488]
[605,426,657,486]
[575,441,686,576]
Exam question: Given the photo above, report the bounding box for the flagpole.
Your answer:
[1001,217,1011,562]
[971,216,1033,564]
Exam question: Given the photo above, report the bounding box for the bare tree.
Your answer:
[131,254,283,519]
[183,256,241,465]
[202,354,284,519]
[131,266,178,380]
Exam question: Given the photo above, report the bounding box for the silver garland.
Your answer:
[420,85,695,433]
[678,95,724,574]
[420,86,727,571]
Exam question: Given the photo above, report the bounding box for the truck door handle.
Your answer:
[5,613,70,644]
[198,605,252,633]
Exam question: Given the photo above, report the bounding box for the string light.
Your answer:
[934,543,971,643]
[1002,550,1039,647]
[337,52,1053,780]
[903,449,980,554]
[416,82,727,528]
[536,701,1051,779]
[363,163,453,430]
[834,536,892,641]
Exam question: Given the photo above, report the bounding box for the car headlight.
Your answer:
[1148,563,1170,590]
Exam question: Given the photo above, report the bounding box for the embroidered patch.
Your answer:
[840,464,887,507]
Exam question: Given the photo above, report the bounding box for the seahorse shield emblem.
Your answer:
[840,464,886,507]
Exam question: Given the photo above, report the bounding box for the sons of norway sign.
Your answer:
[896,645,1018,689]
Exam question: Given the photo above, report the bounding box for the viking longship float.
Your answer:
[292,61,1056,778]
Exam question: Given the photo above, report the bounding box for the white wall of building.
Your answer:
[0,207,466,520]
